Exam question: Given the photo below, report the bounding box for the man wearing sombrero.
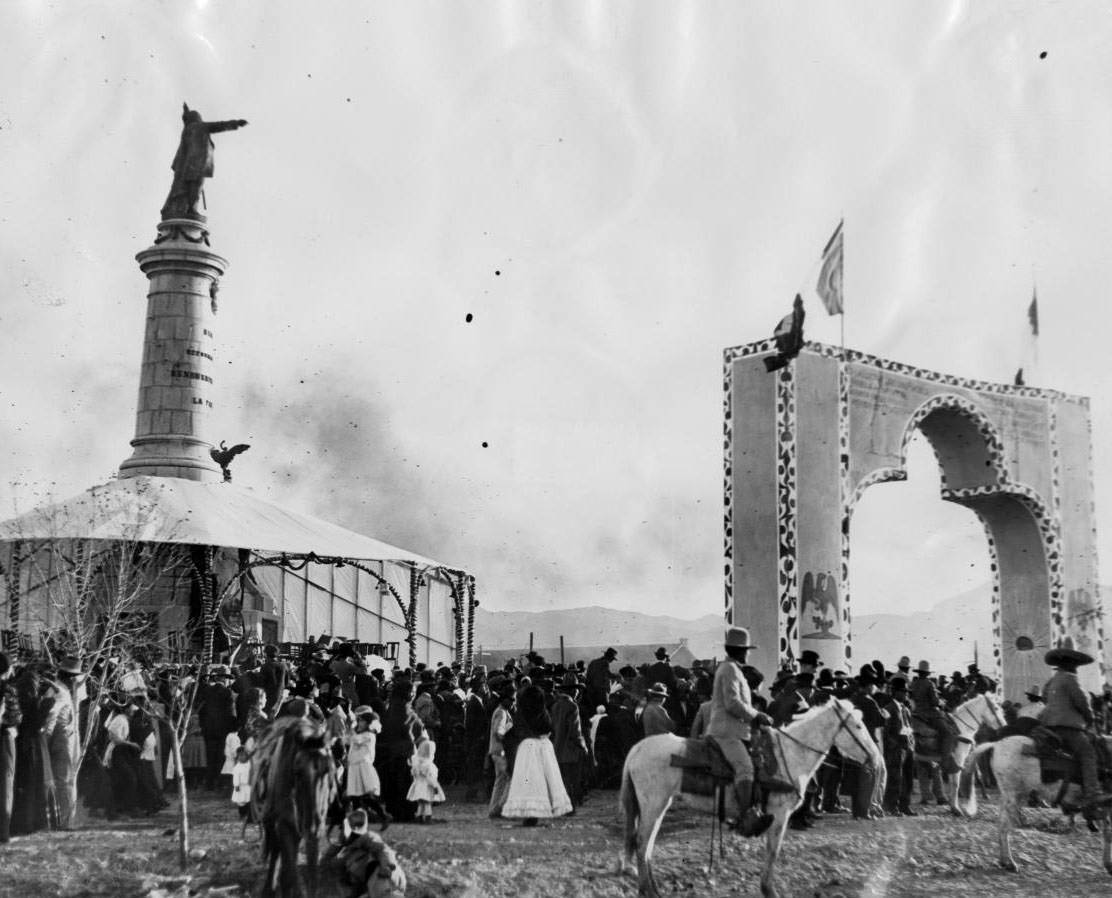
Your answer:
[1042,641,1109,810]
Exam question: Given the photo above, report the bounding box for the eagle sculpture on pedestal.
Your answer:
[210,440,250,482]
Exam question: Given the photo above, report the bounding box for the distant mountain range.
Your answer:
[474,584,1068,675]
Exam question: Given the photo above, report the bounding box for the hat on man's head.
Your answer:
[558,672,580,692]
[1024,684,1043,701]
[871,660,887,681]
[916,660,931,675]
[793,672,815,687]
[816,668,834,689]
[1045,638,1094,668]
[654,647,669,661]
[889,676,908,693]
[897,655,911,671]
[603,647,618,660]
[799,650,822,667]
[857,664,878,685]
[724,627,756,649]
[967,663,980,675]
[646,682,669,698]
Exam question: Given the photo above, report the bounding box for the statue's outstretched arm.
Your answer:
[207,119,249,133]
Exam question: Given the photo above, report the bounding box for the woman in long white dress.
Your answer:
[501,684,572,825]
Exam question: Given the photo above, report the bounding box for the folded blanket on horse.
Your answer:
[669,733,794,796]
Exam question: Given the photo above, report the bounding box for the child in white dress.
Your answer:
[231,746,252,820]
[406,733,446,824]
[346,707,391,831]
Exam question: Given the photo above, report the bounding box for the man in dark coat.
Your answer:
[550,674,588,808]
[463,670,492,802]
[161,104,248,220]
[846,665,887,820]
[584,648,617,712]
[197,665,237,790]
[258,645,288,719]
[880,676,916,816]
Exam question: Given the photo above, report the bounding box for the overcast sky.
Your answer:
[1,3,1108,625]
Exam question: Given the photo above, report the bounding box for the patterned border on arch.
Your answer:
[723,348,736,625]
[838,359,852,667]
[776,367,799,667]
[1085,409,1105,672]
[728,339,1088,406]
[968,511,1004,693]
[943,481,1064,640]
[899,394,1010,490]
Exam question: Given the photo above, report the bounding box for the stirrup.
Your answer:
[734,809,774,838]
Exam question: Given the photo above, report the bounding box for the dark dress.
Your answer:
[11,671,56,835]
[376,690,424,822]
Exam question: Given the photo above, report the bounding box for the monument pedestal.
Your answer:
[118,218,227,482]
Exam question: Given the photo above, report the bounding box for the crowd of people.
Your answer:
[2,633,1112,843]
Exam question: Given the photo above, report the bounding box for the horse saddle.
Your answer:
[1019,728,1112,787]
[669,732,793,797]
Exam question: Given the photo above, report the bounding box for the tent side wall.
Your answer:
[0,540,459,666]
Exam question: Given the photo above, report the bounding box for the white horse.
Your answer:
[618,699,883,898]
[954,735,1112,875]
[934,692,1006,813]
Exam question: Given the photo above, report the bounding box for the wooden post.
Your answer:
[560,635,565,666]
[529,631,534,655]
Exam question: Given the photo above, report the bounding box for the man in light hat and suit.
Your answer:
[641,683,675,737]
[1042,641,1109,811]
[47,656,83,829]
[707,627,774,837]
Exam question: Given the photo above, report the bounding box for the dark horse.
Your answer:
[252,717,339,898]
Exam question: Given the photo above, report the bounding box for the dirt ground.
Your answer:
[1,785,1110,898]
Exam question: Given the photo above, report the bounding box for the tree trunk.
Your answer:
[170,734,190,871]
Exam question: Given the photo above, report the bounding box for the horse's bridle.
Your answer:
[951,694,1005,734]
[771,701,875,797]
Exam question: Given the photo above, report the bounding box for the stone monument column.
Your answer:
[118,218,225,481]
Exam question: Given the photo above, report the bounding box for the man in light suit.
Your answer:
[707,627,774,837]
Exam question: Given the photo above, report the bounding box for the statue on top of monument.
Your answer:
[161,103,248,221]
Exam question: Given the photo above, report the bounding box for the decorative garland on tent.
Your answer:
[406,565,421,669]
[465,574,477,673]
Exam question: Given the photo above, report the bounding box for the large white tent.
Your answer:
[0,476,475,668]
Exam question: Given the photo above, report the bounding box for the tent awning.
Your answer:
[0,476,454,570]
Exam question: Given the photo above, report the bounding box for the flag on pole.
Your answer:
[816,220,844,315]
[1015,287,1039,386]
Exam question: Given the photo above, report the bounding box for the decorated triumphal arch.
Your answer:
[724,340,1105,700]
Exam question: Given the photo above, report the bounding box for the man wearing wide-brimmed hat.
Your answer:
[707,627,774,837]
[641,682,675,737]
[909,659,957,774]
[1042,641,1109,810]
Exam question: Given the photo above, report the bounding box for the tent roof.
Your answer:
[0,476,452,569]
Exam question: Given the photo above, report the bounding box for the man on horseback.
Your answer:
[707,626,774,837]
[909,659,957,774]
[1042,643,1111,812]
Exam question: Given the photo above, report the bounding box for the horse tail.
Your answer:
[619,756,640,858]
[955,741,993,817]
